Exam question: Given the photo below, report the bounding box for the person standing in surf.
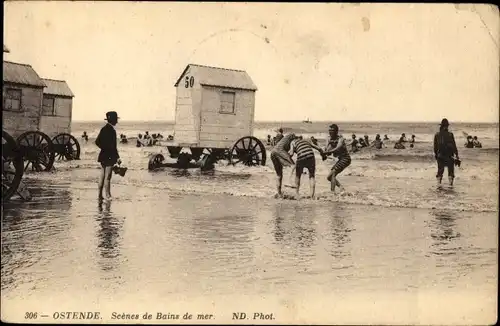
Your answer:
[433,118,459,187]
[322,124,351,193]
[96,111,121,200]
[290,136,324,199]
[270,132,297,198]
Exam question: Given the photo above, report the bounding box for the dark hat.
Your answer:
[440,118,449,126]
[329,124,338,131]
[105,111,119,121]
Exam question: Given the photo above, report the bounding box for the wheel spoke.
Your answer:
[40,153,50,165]
[38,159,48,169]
[2,180,12,189]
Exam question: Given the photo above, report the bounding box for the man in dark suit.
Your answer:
[433,118,459,188]
[95,111,121,200]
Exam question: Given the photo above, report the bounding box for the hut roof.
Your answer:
[174,64,257,91]
[3,61,46,87]
[42,78,75,97]
[3,44,10,53]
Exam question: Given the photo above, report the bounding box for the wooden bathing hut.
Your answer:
[2,60,46,138]
[148,64,267,170]
[172,64,258,150]
[3,58,80,172]
[39,78,75,138]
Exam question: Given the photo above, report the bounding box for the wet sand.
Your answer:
[1,174,497,324]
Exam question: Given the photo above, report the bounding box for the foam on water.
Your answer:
[17,121,497,213]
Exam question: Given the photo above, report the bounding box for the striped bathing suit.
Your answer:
[293,139,316,177]
[328,136,351,175]
[293,139,315,161]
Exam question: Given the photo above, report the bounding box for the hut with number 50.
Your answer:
[148,64,266,170]
[172,64,258,149]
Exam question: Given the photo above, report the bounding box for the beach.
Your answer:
[1,121,498,324]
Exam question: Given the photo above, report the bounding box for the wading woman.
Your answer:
[322,124,351,193]
[95,111,121,200]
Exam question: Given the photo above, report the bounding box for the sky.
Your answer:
[3,2,499,122]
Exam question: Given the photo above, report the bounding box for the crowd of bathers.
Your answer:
[81,130,174,147]
[464,135,482,148]
[267,129,420,153]
[136,131,169,147]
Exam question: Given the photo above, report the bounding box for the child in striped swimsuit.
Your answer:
[291,137,324,199]
[322,124,351,193]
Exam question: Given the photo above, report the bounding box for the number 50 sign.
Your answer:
[185,76,195,88]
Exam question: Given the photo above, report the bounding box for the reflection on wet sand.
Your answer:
[426,210,478,285]
[326,206,353,260]
[272,204,318,251]
[96,200,123,273]
[428,210,462,260]
[187,197,256,277]
[1,180,73,292]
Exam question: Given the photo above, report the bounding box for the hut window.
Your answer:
[4,88,22,111]
[42,96,56,116]
[220,91,235,114]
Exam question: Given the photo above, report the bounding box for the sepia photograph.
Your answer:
[1,2,499,324]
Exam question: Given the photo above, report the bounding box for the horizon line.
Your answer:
[72,119,499,124]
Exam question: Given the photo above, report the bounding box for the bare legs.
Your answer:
[98,166,113,200]
[327,170,344,193]
[309,176,315,199]
[289,165,296,186]
[294,174,315,199]
[275,174,283,198]
[295,174,300,198]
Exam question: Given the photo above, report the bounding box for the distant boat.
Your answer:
[302,118,312,124]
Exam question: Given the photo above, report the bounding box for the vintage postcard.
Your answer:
[2,2,498,325]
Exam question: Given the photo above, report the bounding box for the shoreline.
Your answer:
[3,173,498,214]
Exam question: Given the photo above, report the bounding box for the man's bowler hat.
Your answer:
[105,111,119,121]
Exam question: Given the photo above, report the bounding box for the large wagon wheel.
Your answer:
[16,131,56,172]
[2,130,24,201]
[52,133,81,161]
[148,153,165,171]
[228,136,267,166]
